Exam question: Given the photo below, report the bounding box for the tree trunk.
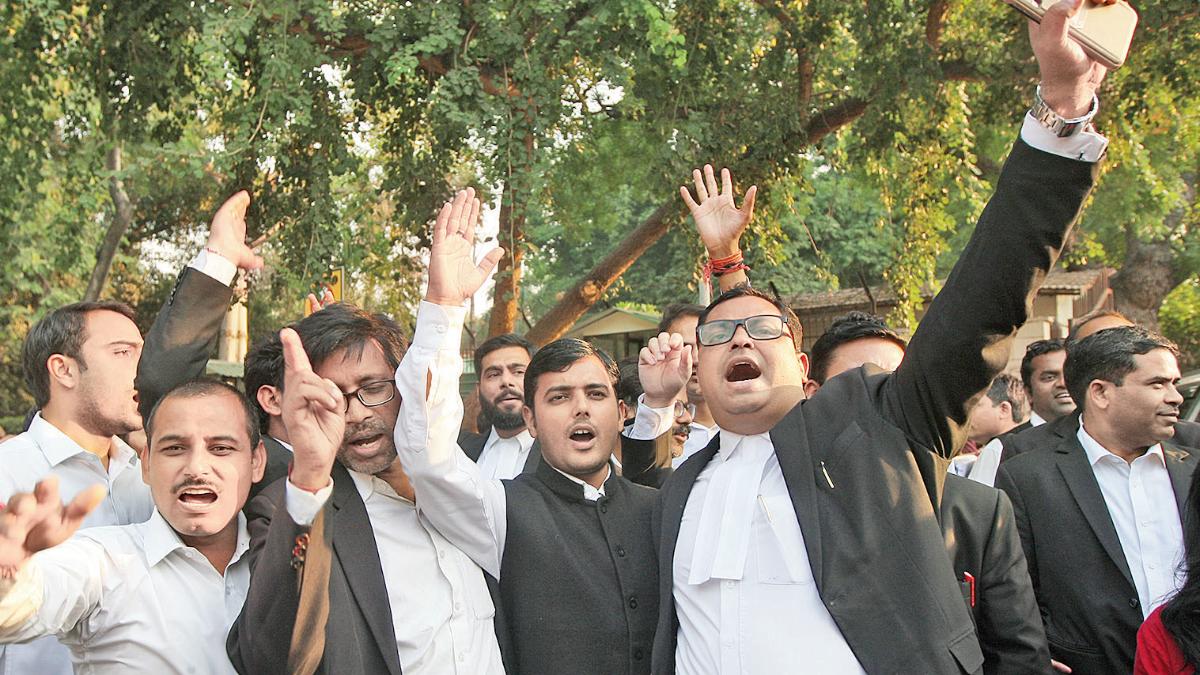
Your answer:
[83,145,133,302]
[525,202,675,345]
[487,187,525,337]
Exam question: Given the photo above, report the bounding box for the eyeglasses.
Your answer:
[673,401,697,419]
[696,314,792,347]
[340,380,397,412]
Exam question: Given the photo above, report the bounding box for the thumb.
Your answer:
[476,247,505,277]
[740,185,757,220]
[215,190,251,223]
[63,485,107,523]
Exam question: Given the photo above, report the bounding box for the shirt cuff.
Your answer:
[285,480,333,526]
[623,394,675,440]
[1020,112,1108,163]
[0,562,42,632]
[412,301,468,352]
[187,248,238,286]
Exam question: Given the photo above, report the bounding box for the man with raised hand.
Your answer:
[394,189,688,674]
[0,379,266,674]
[648,2,1116,671]
[229,190,505,675]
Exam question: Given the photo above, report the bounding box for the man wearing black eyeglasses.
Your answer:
[642,2,1116,672]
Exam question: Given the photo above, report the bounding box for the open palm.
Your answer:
[681,165,757,257]
[425,187,504,306]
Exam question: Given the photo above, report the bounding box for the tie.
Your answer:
[688,433,773,584]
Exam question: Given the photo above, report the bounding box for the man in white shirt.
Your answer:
[0,379,266,674]
[952,373,1030,477]
[229,191,504,675]
[0,191,262,674]
[996,325,1192,673]
[459,333,538,479]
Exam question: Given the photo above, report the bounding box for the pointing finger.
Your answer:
[280,328,313,375]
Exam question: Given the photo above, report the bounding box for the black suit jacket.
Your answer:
[996,434,1196,673]
[1000,413,1200,465]
[135,266,292,500]
[940,474,1048,673]
[650,137,1098,674]
[227,463,402,675]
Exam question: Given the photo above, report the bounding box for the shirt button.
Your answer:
[454,602,462,612]
[1148,563,1157,570]
[438,550,446,559]
[599,503,608,514]
[1130,598,1140,608]
[628,596,638,609]
[724,581,734,590]
[634,648,644,660]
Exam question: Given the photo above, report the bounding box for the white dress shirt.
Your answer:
[476,429,534,480]
[1078,421,1184,617]
[0,510,250,674]
[285,467,503,674]
[674,430,866,674]
[968,411,1046,487]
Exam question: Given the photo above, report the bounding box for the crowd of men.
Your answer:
[2,2,1199,673]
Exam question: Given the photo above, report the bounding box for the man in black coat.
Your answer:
[650,4,1110,671]
[996,327,1196,674]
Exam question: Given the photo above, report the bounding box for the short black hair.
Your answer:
[1067,309,1132,344]
[21,301,138,408]
[473,333,535,378]
[523,338,619,411]
[616,356,644,408]
[144,379,261,450]
[1064,326,1179,411]
[983,373,1030,423]
[697,286,803,350]
[658,303,705,334]
[807,311,907,384]
[292,303,408,373]
[1019,339,1065,391]
[244,333,285,432]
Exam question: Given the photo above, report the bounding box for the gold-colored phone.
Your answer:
[1004,0,1138,69]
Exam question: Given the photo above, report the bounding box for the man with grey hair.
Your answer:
[997,326,1195,673]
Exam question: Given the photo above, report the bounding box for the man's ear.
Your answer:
[797,351,811,381]
[618,399,630,422]
[46,354,79,391]
[522,405,537,439]
[256,385,283,417]
[803,379,820,398]
[250,440,266,483]
[999,400,1013,421]
[1088,380,1112,412]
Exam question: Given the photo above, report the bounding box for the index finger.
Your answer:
[63,484,107,523]
[280,327,313,374]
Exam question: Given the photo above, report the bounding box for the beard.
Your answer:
[480,392,526,432]
[338,419,398,475]
[78,381,142,438]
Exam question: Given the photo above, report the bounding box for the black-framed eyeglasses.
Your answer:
[340,380,397,412]
[696,314,791,347]
[673,401,697,419]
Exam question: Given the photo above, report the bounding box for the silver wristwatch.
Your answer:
[1029,85,1099,138]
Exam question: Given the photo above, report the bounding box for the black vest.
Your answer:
[497,461,658,674]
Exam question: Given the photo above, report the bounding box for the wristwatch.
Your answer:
[1029,84,1099,138]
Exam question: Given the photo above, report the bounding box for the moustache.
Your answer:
[172,477,218,494]
[344,419,392,443]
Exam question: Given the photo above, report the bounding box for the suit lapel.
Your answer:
[1163,442,1195,521]
[1054,437,1137,591]
[660,439,719,581]
[523,439,542,474]
[329,464,403,675]
[769,404,824,589]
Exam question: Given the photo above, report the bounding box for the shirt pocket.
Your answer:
[753,494,816,585]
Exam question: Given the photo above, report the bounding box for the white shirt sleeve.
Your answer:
[0,539,106,645]
[285,481,334,526]
[186,248,238,286]
[1019,112,1108,163]
[622,395,675,441]
[967,438,1004,487]
[393,301,508,578]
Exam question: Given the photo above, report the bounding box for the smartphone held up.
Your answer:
[1004,0,1138,69]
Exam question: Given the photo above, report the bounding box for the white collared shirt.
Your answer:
[1078,421,1184,617]
[674,430,865,674]
[968,411,1047,487]
[476,429,534,480]
[285,470,503,675]
[0,510,250,674]
[0,414,155,675]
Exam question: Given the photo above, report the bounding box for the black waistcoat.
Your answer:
[497,460,658,675]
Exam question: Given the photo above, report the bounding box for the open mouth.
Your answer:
[348,433,384,451]
[725,360,762,383]
[178,488,218,506]
[568,427,596,447]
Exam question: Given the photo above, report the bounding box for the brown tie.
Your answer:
[287,503,333,674]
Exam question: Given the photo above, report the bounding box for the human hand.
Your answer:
[1029,0,1117,118]
[305,286,336,316]
[424,188,505,306]
[639,332,693,409]
[680,165,757,259]
[205,191,265,272]
[279,327,345,491]
[0,477,105,572]
[1050,658,1072,673]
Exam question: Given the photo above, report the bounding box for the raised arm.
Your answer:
[880,1,1110,456]
[136,191,264,419]
[393,188,510,578]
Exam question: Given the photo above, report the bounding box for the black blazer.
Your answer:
[940,475,1048,674]
[227,463,402,675]
[1000,413,1200,465]
[650,137,1098,675]
[995,434,1196,673]
[135,266,292,500]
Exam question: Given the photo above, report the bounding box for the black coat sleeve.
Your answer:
[136,267,232,419]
